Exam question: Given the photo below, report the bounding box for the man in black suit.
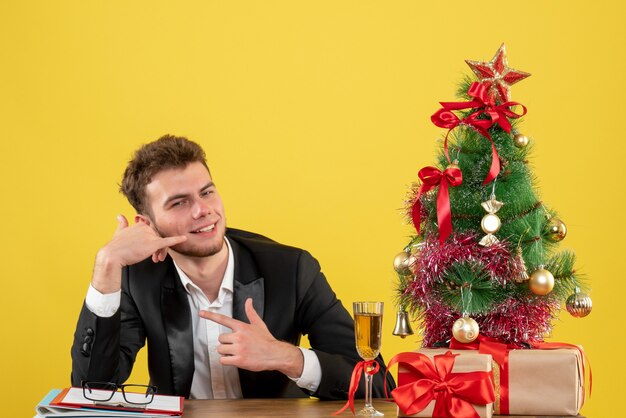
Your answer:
[71,135,394,400]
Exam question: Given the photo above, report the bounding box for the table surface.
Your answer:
[183,398,584,417]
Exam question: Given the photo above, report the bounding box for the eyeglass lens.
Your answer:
[83,382,156,405]
[122,385,156,405]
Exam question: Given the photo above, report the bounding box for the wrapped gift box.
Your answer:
[502,347,584,416]
[396,349,494,418]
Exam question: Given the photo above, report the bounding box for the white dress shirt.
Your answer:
[175,238,242,398]
[85,237,321,398]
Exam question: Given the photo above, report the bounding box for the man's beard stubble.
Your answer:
[152,221,226,258]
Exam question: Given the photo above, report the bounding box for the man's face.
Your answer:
[142,161,226,258]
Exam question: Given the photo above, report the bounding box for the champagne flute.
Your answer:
[353,301,384,417]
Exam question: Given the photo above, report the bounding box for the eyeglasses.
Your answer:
[81,381,158,407]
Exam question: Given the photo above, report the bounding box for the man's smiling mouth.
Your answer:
[192,224,215,233]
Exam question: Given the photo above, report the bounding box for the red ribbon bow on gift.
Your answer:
[431,82,527,185]
[385,351,495,418]
[333,360,380,416]
[411,165,463,243]
[450,335,517,414]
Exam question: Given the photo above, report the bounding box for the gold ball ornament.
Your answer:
[513,133,529,148]
[452,316,480,343]
[529,267,555,295]
[481,213,502,234]
[546,217,567,242]
[393,251,415,275]
[566,290,593,318]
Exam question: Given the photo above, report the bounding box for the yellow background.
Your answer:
[1,2,623,417]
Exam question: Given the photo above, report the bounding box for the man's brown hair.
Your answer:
[120,134,209,214]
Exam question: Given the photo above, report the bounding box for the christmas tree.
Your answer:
[395,44,592,347]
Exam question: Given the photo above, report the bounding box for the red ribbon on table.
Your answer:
[450,336,592,414]
[333,360,380,416]
[411,165,463,243]
[431,82,527,185]
[385,351,495,418]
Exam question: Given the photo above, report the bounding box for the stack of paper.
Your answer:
[35,388,183,418]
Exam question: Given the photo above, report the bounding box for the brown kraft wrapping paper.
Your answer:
[503,347,584,416]
[396,349,494,418]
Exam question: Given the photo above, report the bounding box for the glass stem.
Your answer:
[364,365,373,408]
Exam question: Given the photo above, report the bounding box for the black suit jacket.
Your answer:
[71,228,395,399]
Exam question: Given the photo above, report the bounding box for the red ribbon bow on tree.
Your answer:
[431,82,527,185]
[333,360,380,416]
[386,351,495,418]
[411,165,463,243]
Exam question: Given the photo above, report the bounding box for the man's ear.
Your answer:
[135,214,151,226]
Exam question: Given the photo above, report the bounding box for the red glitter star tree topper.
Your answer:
[465,43,531,103]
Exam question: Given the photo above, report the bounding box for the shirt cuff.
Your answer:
[85,284,121,318]
[290,347,321,393]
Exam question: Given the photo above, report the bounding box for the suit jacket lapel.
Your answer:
[161,259,195,398]
[230,238,265,321]
[229,238,265,398]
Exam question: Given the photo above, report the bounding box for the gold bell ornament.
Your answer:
[392,308,414,338]
[566,287,593,318]
[479,196,504,247]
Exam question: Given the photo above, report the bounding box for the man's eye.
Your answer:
[172,200,186,207]
[201,190,213,197]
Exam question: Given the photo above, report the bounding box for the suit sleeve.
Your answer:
[294,251,396,400]
[70,267,146,386]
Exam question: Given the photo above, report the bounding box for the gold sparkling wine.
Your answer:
[352,301,384,417]
[354,313,382,360]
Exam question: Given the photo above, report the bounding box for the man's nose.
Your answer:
[192,198,211,218]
